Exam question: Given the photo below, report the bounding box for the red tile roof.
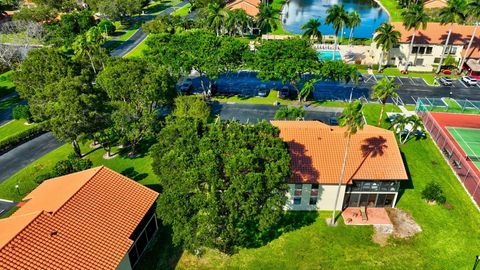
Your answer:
[227,0,260,16]
[0,166,159,269]
[271,121,408,184]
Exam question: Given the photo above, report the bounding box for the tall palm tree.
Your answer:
[347,11,361,45]
[436,0,467,73]
[401,4,429,71]
[401,115,423,144]
[331,100,365,225]
[301,18,323,42]
[257,3,278,35]
[459,0,480,70]
[371,78,399,126]
[226,9,252,36]
[73,26,105,74]
[326,4,348,60]
[374,23,401,71]
[203,2,229,36]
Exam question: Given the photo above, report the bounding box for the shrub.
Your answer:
[0,123,47,154]
[421,181,447,204]
[274,106,305,120]
[12,104,31,121]
[36,153,93,184]
[98,19,116,35]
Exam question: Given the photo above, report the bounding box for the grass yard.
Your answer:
[124,35,151,58]
[0,71,15,99]
[270,0,293,35]
[358,67,462,86]
[377,0,404,22]
[172,3,191,17]
[0,120,36,143]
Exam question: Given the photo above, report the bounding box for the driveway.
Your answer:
[0,133,63,183]
[109,1,189,57]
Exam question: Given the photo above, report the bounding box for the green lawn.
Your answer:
[0,120,36,143]
[172,3,191,17]
[0,71,15,99]
[124,35,151,58]
[377,0,404,22]
[429,98,480,115]
[270,0,293,35]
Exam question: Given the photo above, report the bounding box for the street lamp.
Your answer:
[473,255,480,270]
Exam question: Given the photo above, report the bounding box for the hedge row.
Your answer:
[0,123,48,155]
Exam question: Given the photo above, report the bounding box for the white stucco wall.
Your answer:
[284,183,346,211]
[370,42,463,71]
[116,253,132,270]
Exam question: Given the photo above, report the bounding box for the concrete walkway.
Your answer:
[0,133,63,183]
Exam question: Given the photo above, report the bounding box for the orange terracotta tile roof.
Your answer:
[227,0,260,16]
[271,121,408,184]
[0,166,159,269]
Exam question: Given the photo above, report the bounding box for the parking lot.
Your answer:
[361,74,429,87]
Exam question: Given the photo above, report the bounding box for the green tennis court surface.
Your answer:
[447,127,480,169]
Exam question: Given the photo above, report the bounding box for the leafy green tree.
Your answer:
[371,78,399,126]
[73,26,107,74]
[14,48,80,120]
[45,9,96,47]
[299,79,316,102]
[45,75,109,157]
[301,18,322,42]
[98,19,116,35]
[12,105,32,122]
[317,60,358,82]
[254,38,319,98]
[401,4,429,71]
[151,118,291,253]
[13,5,56,22]
[346,11,361,44]
[274,106,305,120]
[256,2,278,34]
[97,58,176,155]
[172,95,211,122]
[331,100,364,225]
[146,30,248,92]
[226,8,252,36]
[36,153,93,184]
[422,182,446,204]
[374,23,401,71]
[88,0,148,20]
[459,0,480,69]
[325,4,348,60]
[144,15,183,34]
[436,0,467,73]
[393,115,424,144]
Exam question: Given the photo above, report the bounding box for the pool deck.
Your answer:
[339,45,373,64]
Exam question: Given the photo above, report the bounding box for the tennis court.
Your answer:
[447,127,480,170]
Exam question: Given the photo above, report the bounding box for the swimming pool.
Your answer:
[318,51,342,61]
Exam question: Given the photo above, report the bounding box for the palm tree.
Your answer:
[326,4,348,60]
[257,3,278,35]
[301,18,323,42]
[458,0,480,70]
[371,78,399,126]
[331,100,365,225]
[73,26,105,74]
[392,115,424,144]
[401,115,423,144]
[374,23,401,71]
[203,2,229,36]
[226,9,252,36]
[436,0,467,73]
[299,79,316,102]
[346,11,361,45]
[401,4,429,71]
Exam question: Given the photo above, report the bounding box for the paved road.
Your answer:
[109,1,189,57]
[212,102,342,123]
[0,94,25,127]
[189,71,480,106]
[0,133,62,183]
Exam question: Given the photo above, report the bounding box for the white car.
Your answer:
[461,76,477,86]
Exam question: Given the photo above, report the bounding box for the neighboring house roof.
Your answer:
[227,0,261,16]
[0,166,159,269]
[424,0,447,9]
[271,121,408,184]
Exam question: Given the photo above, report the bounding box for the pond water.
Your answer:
[281,0,389,39]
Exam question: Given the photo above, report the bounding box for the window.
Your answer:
[393,44,400,48]
[390,57,396,61]
[311,184,319,190]
[426,47,433,54]
[418,47,426,54]
[310,184,319,196]
[415,58,424,66]
[293,197,302,205]
[434,57,441,64]
[309,197,318,205]
[294,184,302,196]
[450,47,457,54]
[412,46,419,53]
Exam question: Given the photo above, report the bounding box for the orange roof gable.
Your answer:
[391,22,477,45]
[0,166,159,269]
[227,0,260,16]
[271,121,408,184]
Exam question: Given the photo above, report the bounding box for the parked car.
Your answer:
[180,78,193,94]
[462,76,477,86]
[278,86,289,99]
[438,77,453,86]
[257,84,269,97]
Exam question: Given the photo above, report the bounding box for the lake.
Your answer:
[281,0,389,39]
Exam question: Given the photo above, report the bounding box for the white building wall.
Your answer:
[370,42,464,72]
[116,253,132,270]
[284,183,346,211]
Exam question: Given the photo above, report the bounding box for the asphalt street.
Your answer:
[189,71,480,105]
[109,1,189,57]
[0,133,62,183]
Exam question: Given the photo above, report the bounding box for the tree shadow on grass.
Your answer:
[120,167,149,181]
[259,211,319,246]
[397,152,414,203]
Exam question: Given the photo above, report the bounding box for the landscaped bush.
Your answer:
[12,104,31,122]
[35,153,93,184]
[421,181,447,204]
[0,123,47,154]
[98,19,116,35]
